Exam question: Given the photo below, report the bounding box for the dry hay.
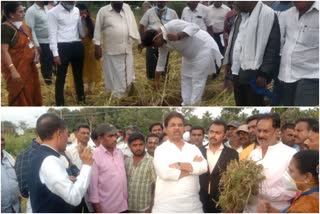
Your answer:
[217,159,266,212]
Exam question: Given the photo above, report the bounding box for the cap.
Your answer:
[236,125,249,133]
[95,123,118,136]
[227,121,241,128]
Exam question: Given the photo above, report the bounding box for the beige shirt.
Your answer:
[208,4,231,33]
[206,143,224,173]
[94,4,133,55]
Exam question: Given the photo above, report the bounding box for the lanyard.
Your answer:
[8,22,31,40]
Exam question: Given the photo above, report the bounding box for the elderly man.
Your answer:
[142,19,222,106]
[94,1,140,98]
[29,113,93,213]
[277,1,319,106]
[153,112,208,212]
[224,1,280,106]
[139,1,178,79]
[244,113,296,212]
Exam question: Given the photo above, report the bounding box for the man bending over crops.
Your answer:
[141,19,223,106]
[244,113,297,212]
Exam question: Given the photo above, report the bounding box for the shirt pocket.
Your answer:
[297,26,319,48]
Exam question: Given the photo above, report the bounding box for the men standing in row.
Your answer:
[88,123,128,213]
[153,112,208,212]
[94,1,140,98]
[126,132,156,212]
[277,1,319,106]
[25,1,54,85]
[199,120,238,212]
[139,1,178,79]
[48,1,85,106]
[244,113,296,212]
[224,1,280,106]
[29,113,93,212]
[146,133,160,157]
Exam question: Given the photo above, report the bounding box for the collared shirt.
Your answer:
[140,6,178,30]
[117,141,133,158]
[206,143,224,173]
[244,142,297,212]
[88,144,128,213]
[152,140,208,213]
[93,4,132,55]
[65,142,95,170]
[278,1,319,82]
[15,139,41,198]
[208,4,231,33]
[25,3,50,47]
[125,154,156,211]
[1,150,20,213]
[48,3,81,56]
[39,145,92,206]
[181,4,211,31]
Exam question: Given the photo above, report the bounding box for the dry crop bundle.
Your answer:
[217,159,266,212]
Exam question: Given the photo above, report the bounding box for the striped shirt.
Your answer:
[125,154,156,211]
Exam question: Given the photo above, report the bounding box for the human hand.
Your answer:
[256,199,271,213]
[80,147,93,165]
[256,76,267,88]
[193,155,203,162]
[53,56,61,66]
[169,162,180,169]
[224,64,231,76]
[138,44,144,53]
[95,45,102,60]
[10,68,21,79]
[167,33,179,41]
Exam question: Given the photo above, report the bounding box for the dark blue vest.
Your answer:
[29,145,74,213]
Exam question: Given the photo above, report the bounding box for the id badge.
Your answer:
[28,41,34,49]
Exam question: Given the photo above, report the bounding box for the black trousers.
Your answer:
[233,74,265,106]
[39,43,55,84]
[55,42,85,106]
[146,47,169,80]
[213,32,225,55]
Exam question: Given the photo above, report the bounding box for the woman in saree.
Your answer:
[1,2,42,106]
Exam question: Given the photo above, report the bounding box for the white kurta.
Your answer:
[94,4,139,97]
[156,19,223,105]
[152,140,208,213]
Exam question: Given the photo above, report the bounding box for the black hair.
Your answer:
[184,123,192,127]
[91,129,98,141]
[123,126,139,138]
[246,114,262,124]
[190,125,205,135]
[149,122,163,132]
[257,113,281,129]
[164,111,185,128]
[159,132,167,143]
[209,120,228,133]
[75,123,90,132]
[146,133,160,142]
[293,150,319,183]
[76,3,94,39]
[141,29,158,47]
[281,123,295,132]
[128,132,145,145]
[2,2,22,23]
[311,123,319,133]
[295,118,319,131]
[36,113,66,141]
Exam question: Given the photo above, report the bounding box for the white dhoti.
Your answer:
[102,53,135,98]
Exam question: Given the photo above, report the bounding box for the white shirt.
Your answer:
[48,3,81,56]
[152,140,207,213]
[244,142,297,212]
[39,145,92,206]
[278,1,319,82]
[93,4,133,55]
[181,4,211,31]
[208,4,231,33]
[25,3,50,46]
[116,141,133,158]
[140,7,178,30]
[65,142,95,170]
[206,143,224,173]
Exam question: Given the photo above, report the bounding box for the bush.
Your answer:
[3,133,34,157]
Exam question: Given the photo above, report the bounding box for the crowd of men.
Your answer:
[1,1,318,106]
[1,111,319,212]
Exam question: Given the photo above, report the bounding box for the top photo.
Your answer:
[1,1,319,107]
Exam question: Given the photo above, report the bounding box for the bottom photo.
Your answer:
[1,107,319,213]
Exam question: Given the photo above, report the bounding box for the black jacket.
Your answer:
[199,145,239,213]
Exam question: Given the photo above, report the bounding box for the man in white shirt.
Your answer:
[94,2,140,98]
[25,1,54,85]
[207,1,231,54]
[29,113,93,213]
[199,120,238,212]
[153,111,208,212]
[48,1,86,106]
[141,19,222,106]
[117,126,138,159]
[244,113,297,212]
[181,1,211,32]
[277,1,319,106]
[139,1,178,80]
